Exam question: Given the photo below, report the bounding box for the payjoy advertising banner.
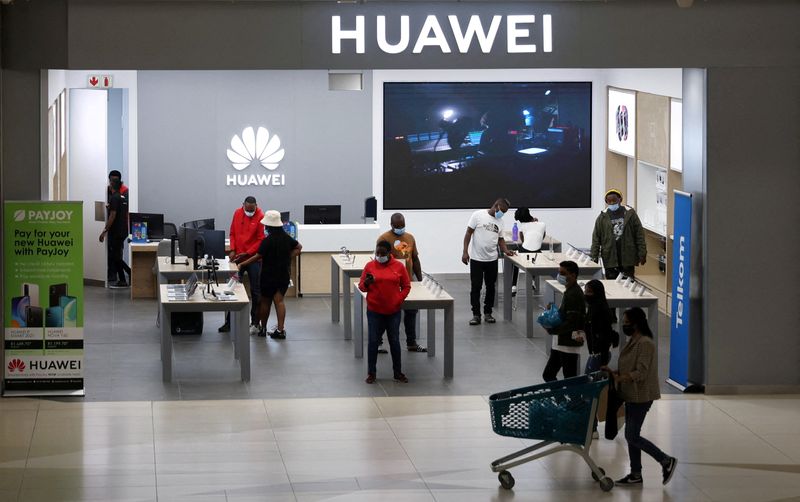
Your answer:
[3,201,84,395]
[668,191,692,390]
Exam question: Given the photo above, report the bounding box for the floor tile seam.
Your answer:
[19,403,42,502]
[703,397,796,463]
[379,397,436,498]
[150,400,160,502]
[260,399,295,501]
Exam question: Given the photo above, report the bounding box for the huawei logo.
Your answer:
[227,126,285,171]
[8,359,25,373]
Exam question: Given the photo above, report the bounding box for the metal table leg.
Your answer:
[525,271,534,338]
[503,257,513,321]
[343,273,353,340]
[331,257,340,323]
[161,304,172,382]
[444,303,454,378]
[427,309,436,357]
[354,285,364,358]
[237,306,250,381]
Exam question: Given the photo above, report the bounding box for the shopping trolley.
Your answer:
[489,372,614,492]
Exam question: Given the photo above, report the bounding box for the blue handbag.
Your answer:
[536,304,562,329]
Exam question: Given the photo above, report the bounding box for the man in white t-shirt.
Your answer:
[461,198,515,325]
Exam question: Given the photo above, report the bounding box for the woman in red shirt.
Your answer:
[359,240,411,384]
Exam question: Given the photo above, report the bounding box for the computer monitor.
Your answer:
[200,230,226,261]
[280,211,290,223]
[178,225,199,258]
[129,212,164,240]
[183,218,215,230]
[304,205,341,225]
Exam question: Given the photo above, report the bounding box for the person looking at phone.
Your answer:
[219,196,265,334]
[542,260,586,382]
[359,240,411,384]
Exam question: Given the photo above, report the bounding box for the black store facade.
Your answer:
[0,1,798,394]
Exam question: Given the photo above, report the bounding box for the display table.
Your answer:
[503,252,602,338]
[296,223,379,295]
[352,281,455,378]
[501,232,562,253]
[156,256,240,285]
[158,283,250,382]
[130,241,161,299]
[544,278,660,346]
[330,254,374,339]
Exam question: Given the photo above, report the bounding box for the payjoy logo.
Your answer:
[18,210,74,221]
[8,359,25,373]
[226,126,287,187]
[14,210,25,222]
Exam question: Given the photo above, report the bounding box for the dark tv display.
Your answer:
[383,82,592,209]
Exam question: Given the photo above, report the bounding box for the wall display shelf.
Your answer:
[670,99,683,172]
[608,87,637,158]
[637,160,668,237]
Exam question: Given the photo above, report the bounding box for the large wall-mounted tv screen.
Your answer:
[383,82,592,210]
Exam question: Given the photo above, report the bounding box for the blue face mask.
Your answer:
[495,210,505,219]
[393,227,405,236]
[376,255,389,264]
[557,274,568,285]
[607,203,620,212]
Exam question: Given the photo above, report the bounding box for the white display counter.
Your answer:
[296,223,379,295]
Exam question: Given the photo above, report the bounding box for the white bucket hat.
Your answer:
[260,210,282,227]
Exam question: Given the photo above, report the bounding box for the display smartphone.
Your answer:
[59,296,78,328]
[46,306,64,328]
[25,306,44,328]
[49,283,68,307]
[10,296,31,328]
[22,283,40,307]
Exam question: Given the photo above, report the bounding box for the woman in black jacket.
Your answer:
[583,279,618,438]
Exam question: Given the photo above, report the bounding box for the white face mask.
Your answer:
[557,274,568,285]
[244,210,256,218]
[376,255,389,264]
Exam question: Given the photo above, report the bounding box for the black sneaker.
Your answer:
[662,457,677,485]
[218,323,230,333]
[469,315,481,326]
[270,329,286,340]
[484,313,496,323]
[108,280,129,289]
[616,474,642,486]
[257,326,267,338]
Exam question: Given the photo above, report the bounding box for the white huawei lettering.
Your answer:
[331,14,552,55]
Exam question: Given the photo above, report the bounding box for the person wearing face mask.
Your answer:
[462,198,515,326]
[359,240,411,384]
[220,196,265,334]
[582,279,618,438]
[377,213,426,352]
[591,189,647,280]
[602,308,677,487]
[542,261,586,382]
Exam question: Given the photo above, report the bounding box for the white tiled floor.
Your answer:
[1,394,799,501]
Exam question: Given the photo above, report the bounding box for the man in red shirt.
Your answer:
[359,240,411,384]
[219,196,264,334]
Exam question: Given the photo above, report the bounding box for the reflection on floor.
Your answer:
[78,277,675,401]
[1,395,799,501]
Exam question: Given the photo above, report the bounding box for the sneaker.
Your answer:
[218,323,230,333]
[511,285,517,297]
[484,313,496,323]
[393,372,409,383]
[662,457,677,485]
[469,315,481,326]
[615,474,643,486]
[407,344,427,353]
[592,430,599,440]
[269,329,287,340]
[249,324,259,335]
[365,373,376,384]
[257,326,267,338]
[109,280,129,289]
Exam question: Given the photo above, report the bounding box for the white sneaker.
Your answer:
[511,285,518,297]
[249,324,259,335]
[592,430,599,440]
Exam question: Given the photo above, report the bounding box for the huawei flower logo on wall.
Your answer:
[8,359,25,373]
[226,126,287,186]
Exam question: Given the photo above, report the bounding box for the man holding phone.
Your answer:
[220,196,264,334]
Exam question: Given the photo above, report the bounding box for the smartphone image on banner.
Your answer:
[25,306,44,328]
[22,283,40,307]
[10,296,31,328]
[49,283,67,308]
[46,306,64,328]
[59,296,78,328]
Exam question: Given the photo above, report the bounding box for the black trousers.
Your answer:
[542,349,579,382]
[108,235,131,283]
[469,259,498,316]
[511,247,538,289]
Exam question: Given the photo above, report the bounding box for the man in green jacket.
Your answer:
[591,189,647,279]
[543,260,586,382]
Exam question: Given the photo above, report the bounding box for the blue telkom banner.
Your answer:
[669,191,692,389]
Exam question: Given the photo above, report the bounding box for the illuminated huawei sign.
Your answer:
[332,14,553,55]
